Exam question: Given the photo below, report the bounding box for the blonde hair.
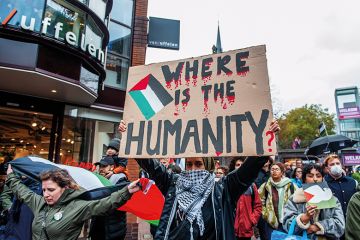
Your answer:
[324,154,340,167]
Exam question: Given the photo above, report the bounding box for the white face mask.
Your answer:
[330,165,343,177]
[291,166,296,170]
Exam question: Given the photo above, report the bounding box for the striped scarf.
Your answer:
[270,177,291,223]
[176,170,215,240]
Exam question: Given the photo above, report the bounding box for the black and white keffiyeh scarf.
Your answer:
[175,170,215,240]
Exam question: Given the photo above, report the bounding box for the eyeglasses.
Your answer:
[270,168,281,172]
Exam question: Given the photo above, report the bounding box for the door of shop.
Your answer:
[0,92,65,165]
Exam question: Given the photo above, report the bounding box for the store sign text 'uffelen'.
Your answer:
[19,15,105,65]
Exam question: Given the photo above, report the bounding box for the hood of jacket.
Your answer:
[292,188,306,204]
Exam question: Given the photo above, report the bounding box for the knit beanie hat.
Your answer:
[107,138,121,152]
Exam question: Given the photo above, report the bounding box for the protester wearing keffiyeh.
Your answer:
[176,170,215,240]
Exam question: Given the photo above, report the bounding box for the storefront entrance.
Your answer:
[0,107,53,159]
[0,92,122,167]
[0,92,64,164]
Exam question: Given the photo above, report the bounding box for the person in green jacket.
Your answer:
[5,164,140,240]
[346,191,360,240]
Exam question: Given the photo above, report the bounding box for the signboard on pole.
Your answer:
[339,107,360,119]
[342,153,360,166]
[148,17,180,50]
[120,45,276,158]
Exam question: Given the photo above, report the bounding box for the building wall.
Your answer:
[335,87,360,147]
[132,0,149,66]
[126,0,149,238]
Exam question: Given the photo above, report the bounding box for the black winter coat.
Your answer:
[89,179,129,240]
[324,174,357,217]
[136,156,267,240]
[1,178,42,240]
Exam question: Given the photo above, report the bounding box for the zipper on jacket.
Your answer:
[164,195,178,240]
[211,185,218,240]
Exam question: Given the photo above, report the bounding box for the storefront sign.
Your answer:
[1,9,105,65]
[148,17,180,50]
[120,45,275,158]
[339,107,360,119]
[342,153,360,165]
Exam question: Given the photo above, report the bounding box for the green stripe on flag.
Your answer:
[93,173,113,187]
[129,90,155,120]
[146,219,160,226]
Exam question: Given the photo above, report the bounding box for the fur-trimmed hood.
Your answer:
[292,188,307,203]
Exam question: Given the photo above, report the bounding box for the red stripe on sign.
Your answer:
[2,9,17,25]
[130,74,151,91]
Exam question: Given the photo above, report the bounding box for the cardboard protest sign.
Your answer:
[120,45,276,158]
[303,182,337,209]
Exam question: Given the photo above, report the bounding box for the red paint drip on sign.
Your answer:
[237,70,249,77]
[174,104,180,116]
[185,78,190,87]
[203,98,210,116]
[174,64,184,89]
[226,95,235,105]
[192,75,198,87]
[214,92,221,103]
[182,102,188,112]
[166,81,172,90]
[202,76,211,85]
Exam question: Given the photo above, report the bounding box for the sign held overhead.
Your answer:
[120,45,276,158]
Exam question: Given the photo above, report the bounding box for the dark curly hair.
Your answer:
[40,169,80,190]
[301,164,324,183]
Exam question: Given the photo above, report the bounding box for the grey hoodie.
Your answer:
[283,188,344,240]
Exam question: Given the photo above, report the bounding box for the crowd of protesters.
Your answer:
[1,120,360,240]
[227,153,359,240]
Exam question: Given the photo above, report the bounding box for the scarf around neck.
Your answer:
[270,177,291,224]
[176,170,215,239]
[270,177,291,188]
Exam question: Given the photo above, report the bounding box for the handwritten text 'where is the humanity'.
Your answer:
[161,51,250,116]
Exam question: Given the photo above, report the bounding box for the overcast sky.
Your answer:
[145,0,360,116]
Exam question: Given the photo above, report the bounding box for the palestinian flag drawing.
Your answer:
[303,182,337,209]
[10,156,164,225]
[129,74,173,120]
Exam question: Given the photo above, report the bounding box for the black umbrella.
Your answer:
[305,134,358,156]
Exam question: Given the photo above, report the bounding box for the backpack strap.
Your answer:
[290,182,295,194]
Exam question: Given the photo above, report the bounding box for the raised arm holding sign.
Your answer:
[118,119,278,240]
[118,45,281,240]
